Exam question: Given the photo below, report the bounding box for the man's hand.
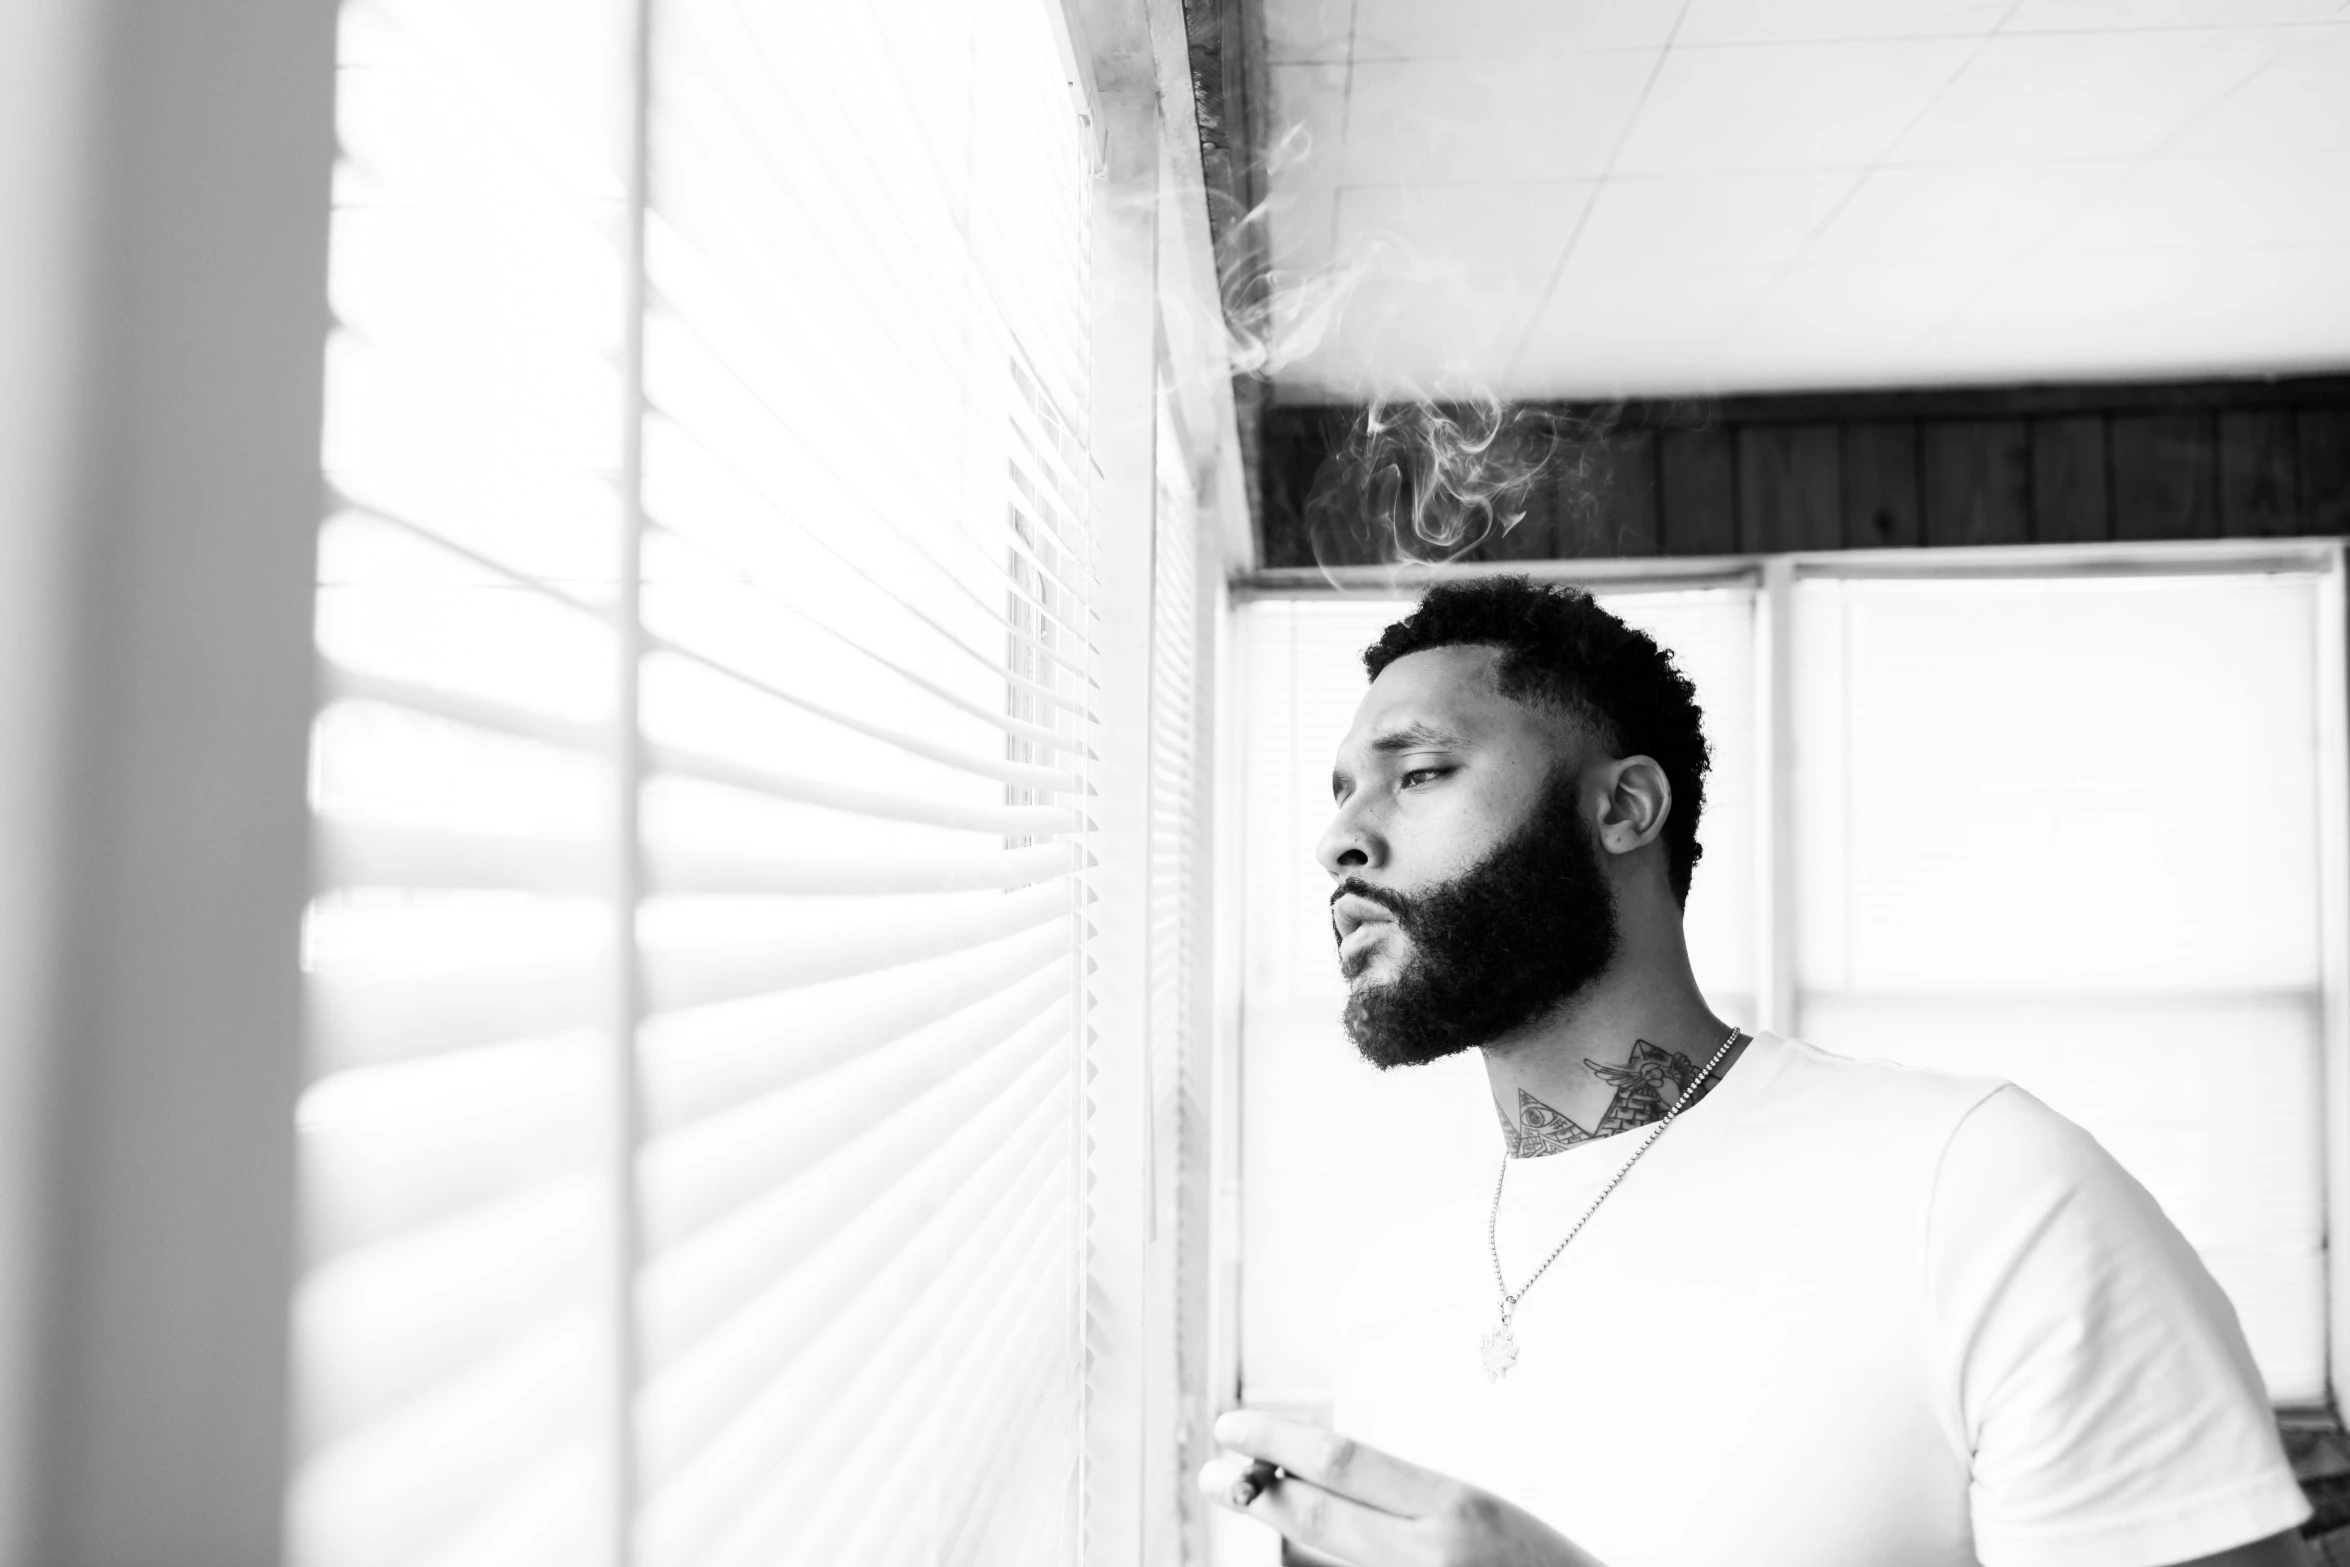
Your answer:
[1198,1410,1604,1567]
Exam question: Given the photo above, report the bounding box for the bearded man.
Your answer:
[1200,577,2311,1567]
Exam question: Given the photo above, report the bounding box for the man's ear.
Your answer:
[1594,755,1672,856]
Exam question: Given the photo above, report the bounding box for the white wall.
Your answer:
[0,2,337,1562]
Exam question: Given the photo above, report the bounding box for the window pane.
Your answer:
[1791,571,2329,1403]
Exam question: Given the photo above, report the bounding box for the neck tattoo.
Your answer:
[1497,1037,1732,1158]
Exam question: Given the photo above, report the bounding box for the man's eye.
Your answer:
[1400,767,1447,788]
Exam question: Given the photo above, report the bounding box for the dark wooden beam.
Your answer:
[1843,421,1921,550]
[1260,373,2350,565]
[2030,416,2110,544]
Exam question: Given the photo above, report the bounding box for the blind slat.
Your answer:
[644,837,1078,898]
[314,819,601,895]
[640,882,1071,1016]
[644,740,1083,837]
[307,963,605,1075]
[320,671,605,755]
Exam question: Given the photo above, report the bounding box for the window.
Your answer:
[1232,549,2349,1417]
[293,2,1214,1563]
[1790,566,2342,1406]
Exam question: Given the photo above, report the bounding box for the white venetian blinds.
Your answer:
[293,0,1103,1563]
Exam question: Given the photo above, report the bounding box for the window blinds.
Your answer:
[1231,588,1758,1407]
[293,0,1108,1563]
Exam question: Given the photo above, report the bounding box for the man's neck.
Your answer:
[1479,968,1745,1158]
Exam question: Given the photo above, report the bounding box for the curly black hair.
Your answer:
[1361,575,1712,905]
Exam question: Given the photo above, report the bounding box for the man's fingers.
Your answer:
[1210,1411,1457,1516]
[1197,1457,1415,1567]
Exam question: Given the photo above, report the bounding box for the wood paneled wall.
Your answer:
[1256,376,2350,567]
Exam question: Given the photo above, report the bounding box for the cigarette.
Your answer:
[1229,1459,1282,1508]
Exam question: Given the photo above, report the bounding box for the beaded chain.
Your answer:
[1487,1025,1743,1325]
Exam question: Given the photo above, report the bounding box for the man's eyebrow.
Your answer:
[1368,722,1463,754]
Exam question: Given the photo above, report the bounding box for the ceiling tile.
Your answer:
[1565,171,1859,273]
[2003,0,2346,30]
[1334,180,1598,285]
[1919,247,2350,378]
[2045,153,2350,253]
[1351,0,1685,57]
[1339,52,1660,183]
[1676,0,2008,45]
[1264,63,1350,274]
[1612,39,1977,173]
[1511,265,1783,397]
[2166,25,2350,153]
[1803,161,2121,263]
[1891,28,2298,163]
[1266,185,1340,274]
[1264,0,1355,63]
[1719,261,1981,369]
[1931,249,2209,341]
[1266,61,1352,179]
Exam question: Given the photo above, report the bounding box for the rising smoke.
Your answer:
[1210,127,1618,575]
[1301,398,1612,569]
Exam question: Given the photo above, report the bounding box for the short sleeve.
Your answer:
[1927,1084,2309,1567]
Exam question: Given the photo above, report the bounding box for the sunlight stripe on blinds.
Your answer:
[630,5,1095,1567]
[290,0,632,1559]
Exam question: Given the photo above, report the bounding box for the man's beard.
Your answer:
[1337,771,1620,1070]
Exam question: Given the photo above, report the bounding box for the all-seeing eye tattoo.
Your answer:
[1500,1088,1593,1157]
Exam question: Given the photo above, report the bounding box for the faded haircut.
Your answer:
[1362,575,1712,905]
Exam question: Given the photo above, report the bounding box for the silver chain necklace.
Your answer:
[1481,1026,1742,1383]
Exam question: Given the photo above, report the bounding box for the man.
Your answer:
[1200,577,2310,1567]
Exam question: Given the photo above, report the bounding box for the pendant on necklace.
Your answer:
[1480,1321,1519,1382]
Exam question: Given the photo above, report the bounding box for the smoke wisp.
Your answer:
[1302,398,1614,571]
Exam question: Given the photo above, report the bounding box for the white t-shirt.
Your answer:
[1334,1032,2309,1567]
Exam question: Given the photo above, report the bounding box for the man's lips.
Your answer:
[1330,891,1401,944]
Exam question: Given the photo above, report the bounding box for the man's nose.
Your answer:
[1315,799,1382,877]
